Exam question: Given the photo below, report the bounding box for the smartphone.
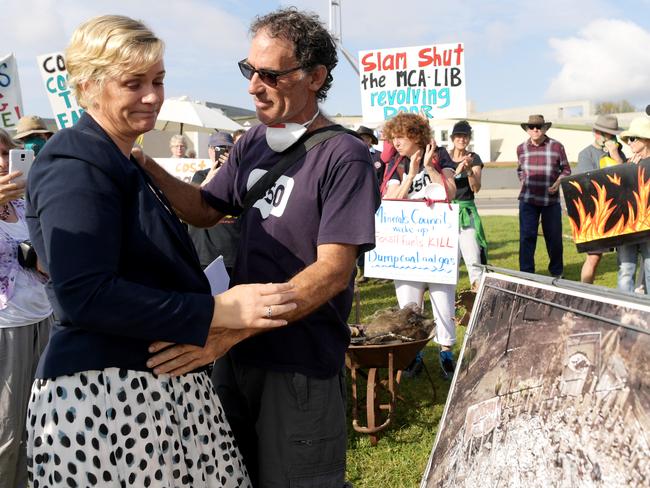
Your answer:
[8,149,35,183]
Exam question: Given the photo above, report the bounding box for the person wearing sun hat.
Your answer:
[516,114,571,278]
[12,115,54,156]
[575,115,627,284]
[615,116,650,294]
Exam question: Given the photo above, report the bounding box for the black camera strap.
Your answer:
[242,125,356,210]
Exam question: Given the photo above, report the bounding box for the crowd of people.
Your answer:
[0,6,649,487]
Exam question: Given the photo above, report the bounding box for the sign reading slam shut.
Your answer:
[358,43,466,124]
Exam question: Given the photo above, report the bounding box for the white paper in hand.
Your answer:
[204,256,230,295]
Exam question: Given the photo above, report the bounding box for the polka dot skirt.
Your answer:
[26,368,251,487]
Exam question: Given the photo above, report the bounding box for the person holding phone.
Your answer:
[188,132,241,275]
[25,15,296,486]
[0,128,52,488]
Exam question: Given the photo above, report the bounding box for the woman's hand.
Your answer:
[423,139,439,171]
[455,154,474,175]
[408,150,422,177]
[212,282,297,329]
[147,327,263,376]
[0,172,25,205]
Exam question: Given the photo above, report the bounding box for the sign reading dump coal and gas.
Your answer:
[358,43,466,123]
[364,200,459,284]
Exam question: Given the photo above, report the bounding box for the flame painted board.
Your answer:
[561,160,650,253]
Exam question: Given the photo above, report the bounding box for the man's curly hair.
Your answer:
[250,8,337,101]
[383,113,432,149]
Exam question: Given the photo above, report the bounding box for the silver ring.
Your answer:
[267,306,272,318]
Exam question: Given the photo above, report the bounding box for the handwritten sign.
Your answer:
[0,53,23,129]
[36,52,84,129]
[364,200,459,284]
[155,157,211,183]
[358,43,466,124]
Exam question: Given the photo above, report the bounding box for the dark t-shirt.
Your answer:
[187,168,240,269]
[202,124,380,378]
[387,147,456,197]
[449,151,484,201]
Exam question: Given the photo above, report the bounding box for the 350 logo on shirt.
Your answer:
[247,169,294,219]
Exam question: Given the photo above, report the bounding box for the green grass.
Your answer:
[345,215,619,487]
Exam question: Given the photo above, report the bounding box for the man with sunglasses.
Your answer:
[137,7,379,487]
[516,114,571,278]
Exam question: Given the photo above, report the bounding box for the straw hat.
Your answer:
[14,115,53,140]
[520,114,552,131]
[619,117,650,143]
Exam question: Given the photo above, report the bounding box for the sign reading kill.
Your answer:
[358,43,466,123]
[364,200,459,284]
[36,52,84,129]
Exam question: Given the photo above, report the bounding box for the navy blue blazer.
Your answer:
[26,113,213,379]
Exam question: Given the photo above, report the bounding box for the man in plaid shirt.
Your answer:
[516,114,571,277]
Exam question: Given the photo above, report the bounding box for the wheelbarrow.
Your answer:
[346,290,436,446]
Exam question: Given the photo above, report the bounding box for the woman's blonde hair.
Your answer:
[383,112,431,149]
[0,128,20,150]
[66,15,164,109]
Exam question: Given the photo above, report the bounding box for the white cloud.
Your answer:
[546,19,650,103]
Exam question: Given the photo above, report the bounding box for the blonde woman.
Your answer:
[169,133,189,158]
[25,15,296,486]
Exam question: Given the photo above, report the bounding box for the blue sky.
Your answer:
[4,0,650,119]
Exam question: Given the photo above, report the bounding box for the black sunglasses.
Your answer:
[238,59,303,87]
[527,124,543,130]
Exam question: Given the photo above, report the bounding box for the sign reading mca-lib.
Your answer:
[358,43,466,124]
[364,200,459,285]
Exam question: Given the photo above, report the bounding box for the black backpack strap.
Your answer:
[242,125,356,210]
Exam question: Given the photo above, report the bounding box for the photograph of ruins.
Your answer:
[422,273,650,487]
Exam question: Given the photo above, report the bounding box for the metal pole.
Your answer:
[329,0,359,76]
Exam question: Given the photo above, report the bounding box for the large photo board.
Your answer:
[422,272,650,487]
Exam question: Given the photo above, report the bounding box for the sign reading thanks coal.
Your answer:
[365,200,459,284]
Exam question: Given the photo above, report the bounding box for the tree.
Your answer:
[595,100,636,114]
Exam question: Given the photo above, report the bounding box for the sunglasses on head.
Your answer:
[527,124,543,130]
[238,59,303,87]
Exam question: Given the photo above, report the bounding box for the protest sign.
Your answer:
[0,53,23,129]
[154,157,211,183]
[364,200,459,284]
[358,43,466,124]
[561,160,650,252]
[36,52,84,129]
[421,271,650,487]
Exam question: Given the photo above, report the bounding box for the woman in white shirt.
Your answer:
[0,128,52,488]
[383,113,458,378]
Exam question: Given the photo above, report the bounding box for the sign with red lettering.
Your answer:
[0,53,24,129]
[154,157,211,183]
[358,43,466,124]
[36,52,84,129]
[364,199,459,284]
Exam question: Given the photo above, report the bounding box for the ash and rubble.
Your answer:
[349,302,435,345]
[424,277,650,488]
